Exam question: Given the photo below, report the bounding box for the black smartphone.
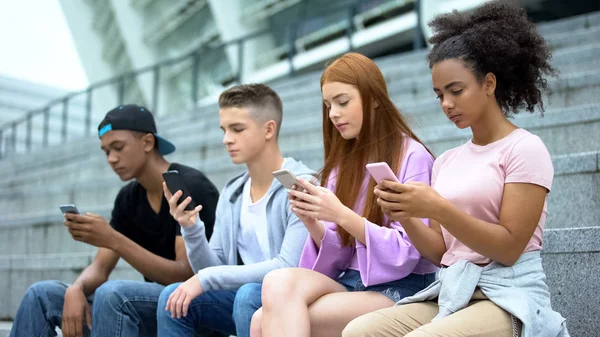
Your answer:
[162,170,197,211]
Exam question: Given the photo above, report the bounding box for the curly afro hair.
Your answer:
[427,0,557,115]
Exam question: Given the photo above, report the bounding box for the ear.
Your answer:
[483,72,496,96]
[264,120,277,141]
[372,99,379,109]
[142,133,155,153]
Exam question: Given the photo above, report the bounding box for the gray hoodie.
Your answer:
[396,251,569,337]
[181,157,315,292]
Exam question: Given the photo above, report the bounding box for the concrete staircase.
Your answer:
[1,10,599,337]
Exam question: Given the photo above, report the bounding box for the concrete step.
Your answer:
[541,226,600,337]
[165,60,600,145]
[375,36,600,85]
[274,52,600,110]
[0,322,12,337]
[0,324,61,337]
[0,252,141,322]
[271,26,600,104]
[269,12,600,93]
[381,41,600,91]
[536,10,600,35]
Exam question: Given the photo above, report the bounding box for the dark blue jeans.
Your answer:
[9,279,166,337]
[157,282,262,337]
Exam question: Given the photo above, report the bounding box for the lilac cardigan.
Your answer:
[299,138,439,286]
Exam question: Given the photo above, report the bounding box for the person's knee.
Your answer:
[343,312,397,337]
[24,280,64,302]
[261,269,298,308]
[93,280,134,311]
[233,283,262,323]
[157,283,181,319]
[342,314,370,337]
[21,280,67,310]
[249,309,263,337]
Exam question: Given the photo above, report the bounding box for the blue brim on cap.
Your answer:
[155,134,176,155]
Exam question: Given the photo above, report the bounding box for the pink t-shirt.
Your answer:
[433,128,554,266]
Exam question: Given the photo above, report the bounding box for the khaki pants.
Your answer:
[343,290,518,337]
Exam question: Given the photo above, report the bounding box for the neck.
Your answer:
[246,143,285,190]
[136,153,171,195]
[470,104,517,146]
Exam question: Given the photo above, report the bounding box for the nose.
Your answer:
[107,151,118,164]
[223,131,233,145]
[441,96,454,113]
[328,106,340,121]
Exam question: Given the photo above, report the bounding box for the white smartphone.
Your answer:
[366,162,400,184]
[273,169,300,190]
[59,204,80,215]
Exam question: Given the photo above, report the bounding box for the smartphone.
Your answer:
[366,162,400,184]
[273,169,301,190]
[59,204,80,215]
[162,170,197,211]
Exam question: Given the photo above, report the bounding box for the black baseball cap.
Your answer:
[98,104,176,155]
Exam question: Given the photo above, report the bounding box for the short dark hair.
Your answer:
[427,0,557,115]
[218,84,283,137]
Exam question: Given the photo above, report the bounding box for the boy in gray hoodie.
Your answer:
[157,84,314,337]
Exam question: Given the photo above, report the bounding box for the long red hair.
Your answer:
[320,53,431,246]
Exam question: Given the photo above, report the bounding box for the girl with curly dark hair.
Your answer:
[342,1,569,336]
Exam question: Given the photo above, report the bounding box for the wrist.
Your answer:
[432,196,451,223]
[68,282,84,294]
[338,207,361,229]
[181,215,199,229]
[108,230,125,252]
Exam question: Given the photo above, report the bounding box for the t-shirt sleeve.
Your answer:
[401,144,434,185]
[186,174,219,240]
[504,135,554,192]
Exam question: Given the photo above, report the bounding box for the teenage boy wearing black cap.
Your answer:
[9,105,219,337]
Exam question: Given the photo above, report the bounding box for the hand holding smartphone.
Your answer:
[366,162,400,184]
[162,170,197,211]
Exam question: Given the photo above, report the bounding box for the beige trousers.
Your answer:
[342,290,519,337]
